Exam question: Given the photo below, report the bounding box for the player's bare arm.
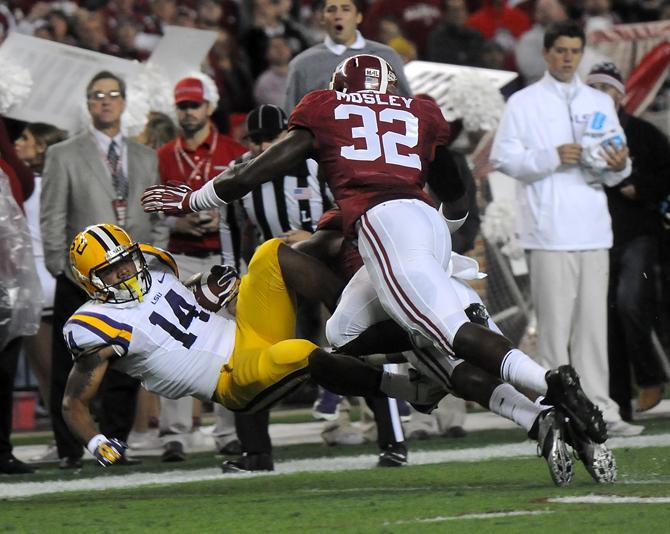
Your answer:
[62,345,114,444]
[141,129,316,215]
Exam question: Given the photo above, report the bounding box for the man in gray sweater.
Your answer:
[284,0,411,113]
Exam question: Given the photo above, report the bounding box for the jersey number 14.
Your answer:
[335,104,421,170]
[149,289,210,348]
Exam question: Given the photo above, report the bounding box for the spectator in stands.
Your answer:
[75,11,119,55]
[427,0,485,66]
[388,36,417,63]
[175,5,198,28]
[516,0,568,85]
[45,10,76,45]
[587,63,670,419]
[377,15,403,45]
[254,35,293,108]
[207,29,256,123]
[0,121,35,475]
[360,0,443,57]
[142,0,177,35]
[136,111,178,150]
[41,70,169,469]
[156,74,248,462]
[284,0,411,113]
[466,0,531,52]
[115,18,149,61]
[241,0,312,78]
[583,0,620,32]
[197,0,240,34]
[13,122,67,421]
[490,21,642,438]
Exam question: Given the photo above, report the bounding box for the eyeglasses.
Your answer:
[176,101,204,111]
[88,90,124,101]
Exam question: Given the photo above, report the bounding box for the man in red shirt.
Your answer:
[143,55,609,461]
[156,74,247,462]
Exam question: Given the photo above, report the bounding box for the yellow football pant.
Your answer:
[213,238,317,411]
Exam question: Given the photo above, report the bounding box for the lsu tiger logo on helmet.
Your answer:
[329,54,398,94]
[69,223,151,304]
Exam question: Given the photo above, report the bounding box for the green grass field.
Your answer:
[2,417,670,533]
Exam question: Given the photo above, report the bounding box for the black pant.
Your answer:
[235,410,271,454]
[51,276,140,459]
[609,236,668,419]
[0,337,22,459]
[365,396,404,449]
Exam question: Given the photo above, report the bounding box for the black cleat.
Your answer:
[562,411,617,484]
[221,453,274,473]
[535,409,573,487]
[377,442,408,467]
[161,441,186,462]
[0,455,36,474]
[545,365,607,444]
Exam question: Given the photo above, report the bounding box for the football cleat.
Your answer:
[563,413,617,484]
[378,442,408,468]
[221,453,274,473]
[536,409,573,487]
[545,365,608,444]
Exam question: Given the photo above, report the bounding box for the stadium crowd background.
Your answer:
[1,0,670,474]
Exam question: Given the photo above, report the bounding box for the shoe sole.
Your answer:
[548,367,608,444]
[580,443,617,484]
[540,413,573,487]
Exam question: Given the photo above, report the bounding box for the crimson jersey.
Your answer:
[289,89,450,235]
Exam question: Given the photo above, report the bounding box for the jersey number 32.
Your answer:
[335,104,421,170]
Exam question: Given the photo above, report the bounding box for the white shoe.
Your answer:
[606,419,644,437]
[29,441,58,462]
[127,430,162,450]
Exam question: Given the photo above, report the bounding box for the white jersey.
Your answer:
[63,247,236,401]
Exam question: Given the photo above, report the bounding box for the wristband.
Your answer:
[189,179,227,211]
[87,433,107,455]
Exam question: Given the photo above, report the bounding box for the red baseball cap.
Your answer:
[174,77,214,104]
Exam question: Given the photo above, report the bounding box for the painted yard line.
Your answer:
[2,433,670,499]
[550,495,670,504]
[299,486,431,494]
[386,510,552,525]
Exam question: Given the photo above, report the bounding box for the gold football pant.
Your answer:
[213,238,317,412]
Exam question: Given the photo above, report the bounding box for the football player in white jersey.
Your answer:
[61,223,442,468]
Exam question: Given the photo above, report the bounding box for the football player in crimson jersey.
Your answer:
[142,54,608,451]
[296,209,617,485]
[62,223,445,468]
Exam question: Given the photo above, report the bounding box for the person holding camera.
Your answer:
[156,73,247,462]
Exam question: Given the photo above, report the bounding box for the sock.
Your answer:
[488,383,543,432]
[379,372,415,401]
[500,349,548,395]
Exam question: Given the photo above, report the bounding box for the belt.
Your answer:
[179,250,220,259]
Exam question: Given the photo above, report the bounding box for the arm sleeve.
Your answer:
[63,314,131,359]
[490,95,561,183]
[426,146,466,203]
[40,147,69,276]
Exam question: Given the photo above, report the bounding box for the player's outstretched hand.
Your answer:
[93,437,127,467]
[141,183,194,215]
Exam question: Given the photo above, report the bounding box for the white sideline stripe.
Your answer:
[386,510,551,525]
[3,433,670,499]
[550,496,670,504]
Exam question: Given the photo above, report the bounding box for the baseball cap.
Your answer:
[586,62,626,95]
[245,104,288,141]
[174,77,215,104]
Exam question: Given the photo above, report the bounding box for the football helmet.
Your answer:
[329,54,397,94]
[69,223,151,303]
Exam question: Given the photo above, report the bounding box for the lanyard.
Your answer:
[174,130,219,183]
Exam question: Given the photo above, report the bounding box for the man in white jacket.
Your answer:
[491,20,643,437]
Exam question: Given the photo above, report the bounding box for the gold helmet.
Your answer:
[69,223,151,303]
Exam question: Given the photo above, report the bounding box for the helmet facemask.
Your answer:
[90,244,151,304]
